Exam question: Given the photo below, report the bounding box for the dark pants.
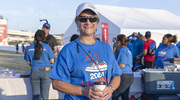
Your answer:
[30,68,51,100]
[112,73,134,100]
[144,61,153,68]
[132,57,137,71]
[112,87,130,100]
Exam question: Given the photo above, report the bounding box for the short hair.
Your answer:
[145,31,151,38]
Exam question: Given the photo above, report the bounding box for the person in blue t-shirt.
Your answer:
[152,34,180,69]
[176,41,180,54]
[132,34,144,70]
[112,34,134,100]
[127,32,138,43]
[126,39,133,54]
[49,3,122,100]
[24,30,55,100]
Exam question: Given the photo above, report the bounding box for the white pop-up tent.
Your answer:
[64,4,180,48]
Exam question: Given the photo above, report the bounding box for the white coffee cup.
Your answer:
[94,82,106,94]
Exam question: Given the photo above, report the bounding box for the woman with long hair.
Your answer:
[24,30,55,100]
[152,34,180,69]
[112,34,134,100]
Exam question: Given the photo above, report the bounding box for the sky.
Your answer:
[0,0,180,34]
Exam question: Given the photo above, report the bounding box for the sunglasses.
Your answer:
[77,16,98,23]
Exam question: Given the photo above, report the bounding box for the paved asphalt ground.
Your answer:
[0,50,30,73]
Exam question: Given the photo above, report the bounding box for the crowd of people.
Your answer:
[23,2,180,100]
[113,31,180,72]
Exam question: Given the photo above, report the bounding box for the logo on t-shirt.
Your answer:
[43,48,46,51]
[85,54,108,72]
[158,48,167,59]
[85,61,107,72]
[29,48,46,51]
[81,54,109,86]
[28,48,34,51]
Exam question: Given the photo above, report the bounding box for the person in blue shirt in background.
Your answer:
[24,30,55,100]
[132,34,144,70]
[126,39,133,55]
[127,32,138,43]
[152,34,180,69]
[176,41,180,54]
[112,34,134,100]
[49,3,122,100]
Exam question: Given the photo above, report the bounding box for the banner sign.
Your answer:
[0,19,7,45]
[101,23,109,44]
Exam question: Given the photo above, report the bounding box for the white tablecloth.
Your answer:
[130,72,143,93]
[0,77,64,100]
[0,72,143,100]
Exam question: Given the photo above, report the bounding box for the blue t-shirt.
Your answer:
[127,42,133,54]
[130,37,136,43]
[132,39,144,58]
[155,43,180,68]
[49,39,122,100]
[24,43,55,70]
[176,41,180,54]
[127,35,136,43]
[115,47,133,74]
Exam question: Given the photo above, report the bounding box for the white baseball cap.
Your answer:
[76,3,98,17]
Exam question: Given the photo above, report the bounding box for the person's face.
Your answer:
[115,39,121,48]
[113,38,116,42]
[76,10,98,36]
[133,33,137,37]
[162,36,169,45]
[142,37,146,42]
[42,27,50,35]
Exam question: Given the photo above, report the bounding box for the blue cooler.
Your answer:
[153,94,180,100]
[142,69,180,94]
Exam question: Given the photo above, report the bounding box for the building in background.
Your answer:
[53,34,63,45]
[7,30,35,42]
[0,15,63,46]
[7,30,63,46]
